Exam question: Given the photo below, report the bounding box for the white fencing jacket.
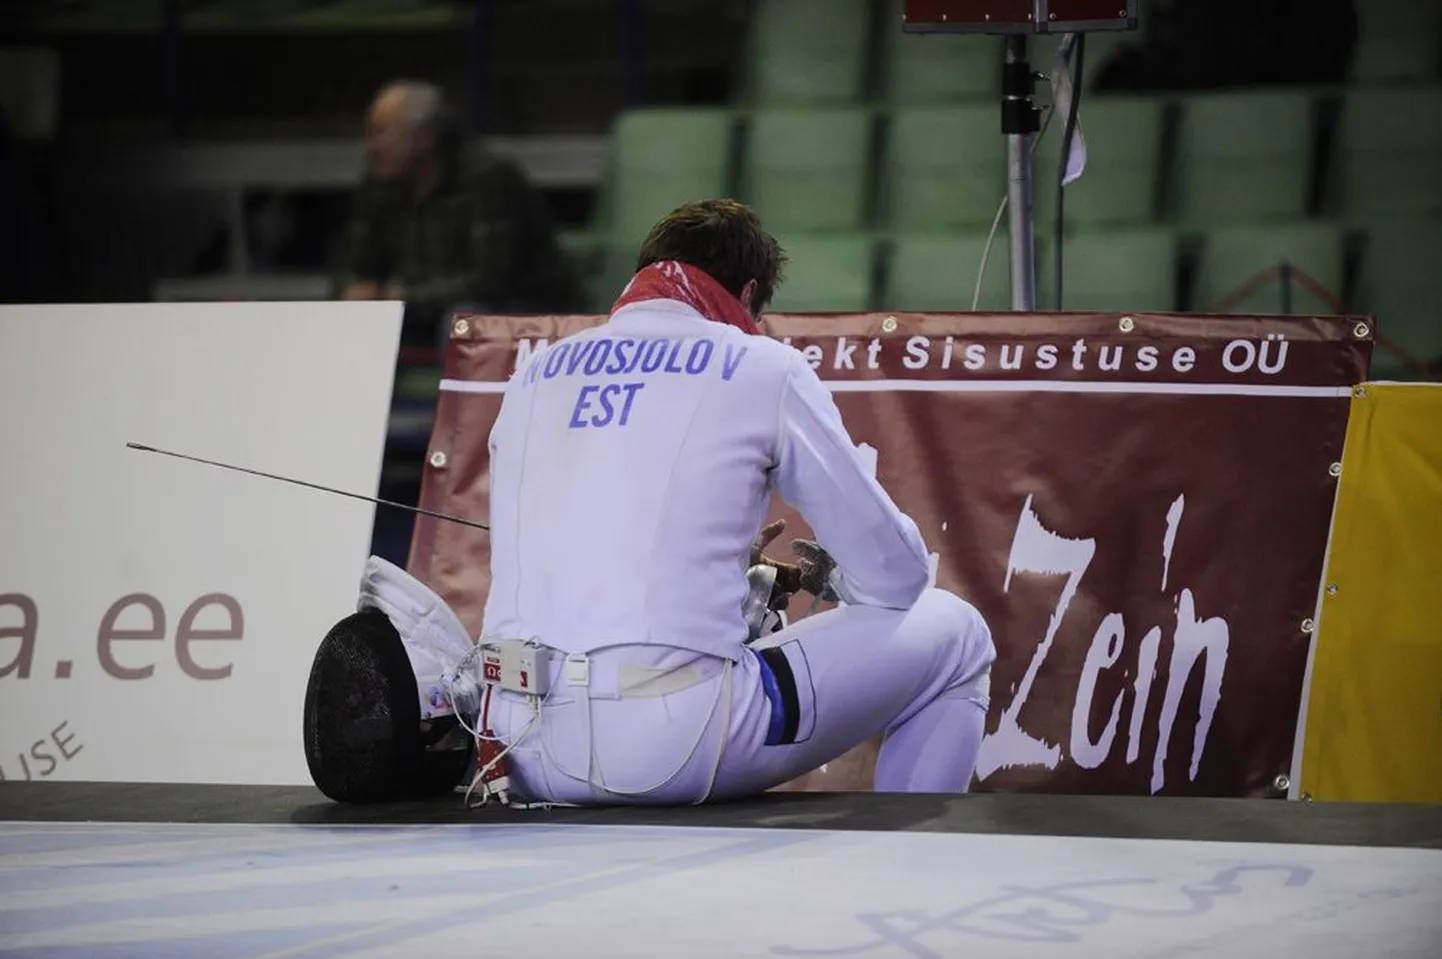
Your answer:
[480,298,932,660]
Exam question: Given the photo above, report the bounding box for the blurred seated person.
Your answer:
[334,80,582,341]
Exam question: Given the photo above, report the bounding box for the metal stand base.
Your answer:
[1003,35,1042,312]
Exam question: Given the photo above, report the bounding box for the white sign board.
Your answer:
[0,301,404,785]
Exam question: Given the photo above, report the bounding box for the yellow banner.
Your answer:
[1301,383,1442,803]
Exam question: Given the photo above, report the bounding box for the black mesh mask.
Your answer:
[302,608,471,803]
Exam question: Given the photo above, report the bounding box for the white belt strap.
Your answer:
[565,655,597,795]
[618,663,707,698]
[545,652,732,804]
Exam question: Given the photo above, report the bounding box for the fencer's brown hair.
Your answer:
[635,199,789,313]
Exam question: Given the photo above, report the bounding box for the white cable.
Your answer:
[447,643,734,807]
[442,644,567,810]
[691,662,733,804]
[443,645,487,743]
[538,657,733,802]
[465,690,580,810]
[971,193,1011,312]
[444,643,557,747]
[464,727,530,808]
[469,684,582,812]
[970,100,1057,311]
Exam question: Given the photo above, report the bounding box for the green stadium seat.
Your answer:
[598,107,737,250]
[881,0,1000,103]
[589,245,641,314]
[883,232,1044,312]
[742,0,871,105]
[1351,0,1442,82]
[740,107,874,233]
[557,226,598,257]
[1354,220,1442,379]
[1329,86,1442,220]
[768,234,877,312]
[556,228,608,309]
[882,104,1007,230]
[1037,227,1181,313]
[1192,223,1348,316]
[1172,90,1316,226]
[1033,95,1167,229]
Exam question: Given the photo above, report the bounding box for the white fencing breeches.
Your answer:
[486,588,996,804]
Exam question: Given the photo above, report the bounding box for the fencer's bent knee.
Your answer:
[917,588,995,701]
[916,587,989,644]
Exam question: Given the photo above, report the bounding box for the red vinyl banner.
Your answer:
[408,311,1372,797]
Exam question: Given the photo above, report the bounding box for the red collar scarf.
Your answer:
[611,260,762,336]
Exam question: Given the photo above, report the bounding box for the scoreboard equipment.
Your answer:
[902,0,1139,35]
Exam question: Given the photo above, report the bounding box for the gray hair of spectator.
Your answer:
[379,80,446,141]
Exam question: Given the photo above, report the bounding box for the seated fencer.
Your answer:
[303,198,996,806]
[467,199,997,804]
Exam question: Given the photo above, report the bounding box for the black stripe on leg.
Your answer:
[760,645,801,745]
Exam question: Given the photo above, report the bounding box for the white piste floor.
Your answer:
[1,821,1439,958]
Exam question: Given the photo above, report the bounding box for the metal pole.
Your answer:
[1002,35,1039,311]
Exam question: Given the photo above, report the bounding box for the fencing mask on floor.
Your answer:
[302,608,471,804]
